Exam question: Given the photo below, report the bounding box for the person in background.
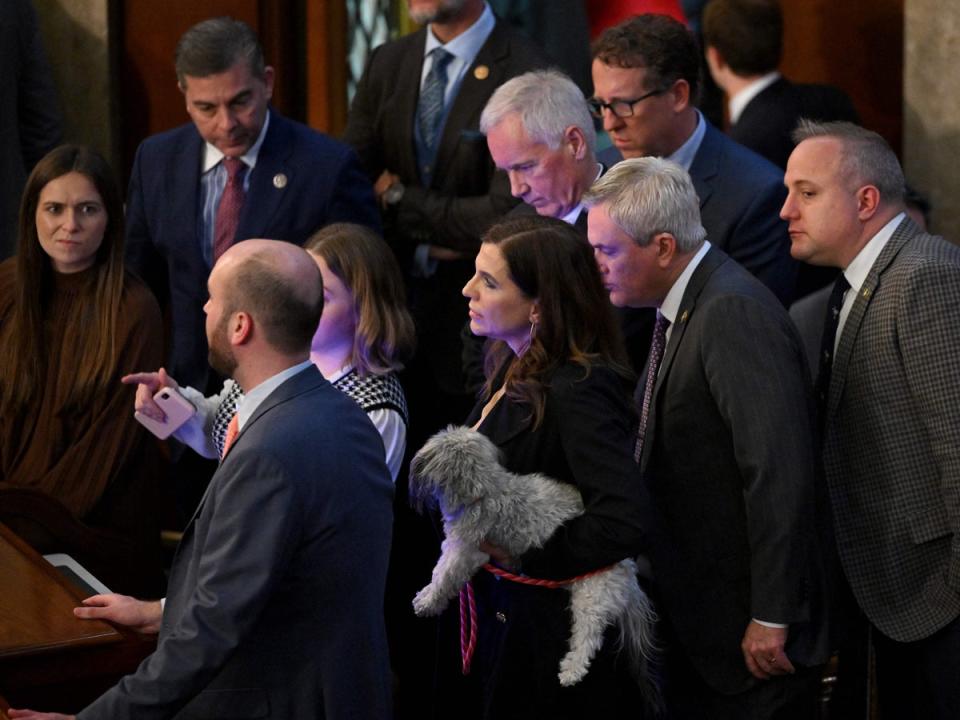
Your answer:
[439,215,648,719]
[126,223,414,481]
[590,13,797,305]
[0,0,63,260]
[126,17,380,520]
[0,145,163,596]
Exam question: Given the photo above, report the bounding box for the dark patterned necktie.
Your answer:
[417,48,454,153]
[213,157,247,262]
[635,311,670,463]
[816,273,850,423]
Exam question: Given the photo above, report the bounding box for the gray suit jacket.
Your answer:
[824,216,960,642]
[638,247,830,693]
[79,366,395,719]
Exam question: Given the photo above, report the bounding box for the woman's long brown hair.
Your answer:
[480,216,632,428]
[0,145,126,417]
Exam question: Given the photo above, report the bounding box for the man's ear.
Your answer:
[667,79,691,113]
[654,232,678,268]
[231,311,254,346]
[262,66,276,100]
[856,185,882,222]
[565,125,588,161]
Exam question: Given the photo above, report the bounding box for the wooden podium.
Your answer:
[0,523,155,713]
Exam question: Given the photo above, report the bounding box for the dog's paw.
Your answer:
[412,587,444,617]
[557,654,588,686]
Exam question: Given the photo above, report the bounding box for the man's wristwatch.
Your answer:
[383,181,405,205]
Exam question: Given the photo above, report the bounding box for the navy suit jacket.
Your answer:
[79,366,395,719]
[125,111,380,391]
[638,247,829,693]
[600,120,797,305]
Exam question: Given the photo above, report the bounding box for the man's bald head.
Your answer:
[215,239,324,355]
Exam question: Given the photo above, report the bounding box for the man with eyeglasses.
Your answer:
[591,14,797,305]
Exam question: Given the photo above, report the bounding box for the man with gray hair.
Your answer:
[782,120,960,719]
[478,69,655,376]
[585,157,829,718]
[482,69,600,224]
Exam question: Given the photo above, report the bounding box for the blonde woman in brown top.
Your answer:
[0,145,163,595]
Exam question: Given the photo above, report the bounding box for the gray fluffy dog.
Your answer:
[409,425,658,687]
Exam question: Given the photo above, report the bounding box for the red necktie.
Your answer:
[213,158,246,262]
[221,413,240,459]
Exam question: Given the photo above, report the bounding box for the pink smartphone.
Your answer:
[134,387,196,440]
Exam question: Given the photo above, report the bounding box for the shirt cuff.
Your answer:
[753,618,788,629]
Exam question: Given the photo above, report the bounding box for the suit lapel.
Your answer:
[238,112,292,240]
[688,122,721,211]
[397,31,429,182]
[827,217,919,418]
[169,130,205,266]
[640,248,725,471]
[184,366,325,526]
[431,21,510,185]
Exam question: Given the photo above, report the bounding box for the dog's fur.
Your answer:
[409,425,658,688]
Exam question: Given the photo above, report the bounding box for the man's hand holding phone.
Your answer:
[122,368,195,439]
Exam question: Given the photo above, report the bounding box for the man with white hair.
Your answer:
[482,69,601,225]
[585,157,829,718]
[479,69,654,374]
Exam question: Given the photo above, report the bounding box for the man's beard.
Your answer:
[408,0,468,25]
[208,318,238,378]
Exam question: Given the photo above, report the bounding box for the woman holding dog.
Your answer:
[444,215,651,718]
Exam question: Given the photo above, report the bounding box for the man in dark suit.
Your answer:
[0,0,63,260]
[584,157,829,718]
[782,120,960,719]
[702,0,859,172]
[126,17,379,397]
[9,241,394,720]
[590,14,797,306]
[344,0,547,438]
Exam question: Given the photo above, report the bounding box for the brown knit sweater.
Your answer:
[0,257,165,594]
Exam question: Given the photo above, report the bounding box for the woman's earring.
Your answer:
[528,318,538,343]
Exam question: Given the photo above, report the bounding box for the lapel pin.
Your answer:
[473,65,489,80]
[273,173,288,189]
[862,288,871,299]
[680,310,689,323]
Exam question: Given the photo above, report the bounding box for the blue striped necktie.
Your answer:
[417,48,454,153]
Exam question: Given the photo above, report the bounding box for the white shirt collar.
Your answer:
[842,212,905,292]
[560,163,603,225]
[729,72,781,125]
[202,109,271,173]
[667,110,707,172]
[235,359,313,430]
[659,241,712,326]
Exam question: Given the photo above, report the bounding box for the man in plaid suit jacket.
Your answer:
[782,120,960,719]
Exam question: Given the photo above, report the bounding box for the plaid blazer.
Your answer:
[824,216,960,642]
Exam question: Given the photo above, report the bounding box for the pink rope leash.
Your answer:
[458,562,615,674]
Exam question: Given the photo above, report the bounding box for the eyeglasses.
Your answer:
[587,88,666,119]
